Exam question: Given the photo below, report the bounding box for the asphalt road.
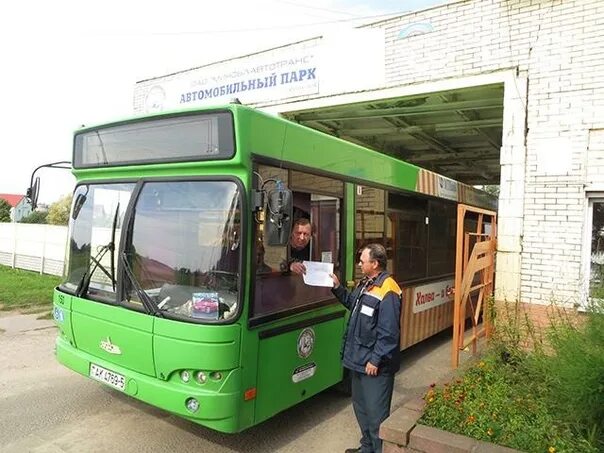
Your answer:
[0,313,462,453]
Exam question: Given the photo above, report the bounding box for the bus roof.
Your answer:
[72,104,497,210]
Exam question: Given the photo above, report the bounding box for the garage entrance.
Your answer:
[281,82,504,186]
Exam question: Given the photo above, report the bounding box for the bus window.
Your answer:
[252,165,342,319]
[427,199,457,278]
[387,193,458,283]
[388,194,428,282]
[62,183,135,301]
[123,180,242,322]
[356,186,386,280]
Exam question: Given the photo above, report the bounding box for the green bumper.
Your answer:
[55,336,244,433]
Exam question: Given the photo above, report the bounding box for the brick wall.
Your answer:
[587,130,604,183]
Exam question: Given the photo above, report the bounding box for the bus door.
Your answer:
[452,204,497,368]
[250,165,346,424]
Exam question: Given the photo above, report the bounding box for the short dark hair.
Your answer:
[292,217,315,233]
[293,217,311,228]
[363,243,387,270]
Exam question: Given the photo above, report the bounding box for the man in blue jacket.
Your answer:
[330,243,402,453]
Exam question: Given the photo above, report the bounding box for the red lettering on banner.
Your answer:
[415,291,435,306]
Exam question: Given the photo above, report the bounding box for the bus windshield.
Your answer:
[63,180,242,323]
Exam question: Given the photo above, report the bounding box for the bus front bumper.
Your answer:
[55,336,243,433]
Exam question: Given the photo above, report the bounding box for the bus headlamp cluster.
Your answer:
[178,370,224,384]
[210,371,222,381]
[195,371,223,383]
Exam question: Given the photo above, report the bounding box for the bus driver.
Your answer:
[282,217,312,275]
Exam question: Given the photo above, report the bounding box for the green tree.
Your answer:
[483,185,500,197]
[47,194,72,225]
[0,199,11,222]
[19,210,48,224]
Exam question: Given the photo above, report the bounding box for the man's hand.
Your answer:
[330,273,340,288]
[290,261,306,275]
[365,362,378,376]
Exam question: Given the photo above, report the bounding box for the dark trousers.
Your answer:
[350,370,395,453]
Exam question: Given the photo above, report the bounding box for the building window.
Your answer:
[588,198,604,301]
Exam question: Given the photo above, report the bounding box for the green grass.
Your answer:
[420,300,604,453]
[0,265,61,311]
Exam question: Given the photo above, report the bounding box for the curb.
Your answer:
[380,397,523,453]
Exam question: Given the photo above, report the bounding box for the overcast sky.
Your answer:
[2,0,446,204]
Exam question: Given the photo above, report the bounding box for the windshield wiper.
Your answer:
[75,243,114,297]
[75,203,120,298]
[120,252,163,317]
[95,130,109,165]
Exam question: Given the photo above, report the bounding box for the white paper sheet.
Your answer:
[302,261,334,287]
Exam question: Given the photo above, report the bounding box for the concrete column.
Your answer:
[495,72,528,302]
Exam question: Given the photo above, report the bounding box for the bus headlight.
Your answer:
[185,397,199,413]
[180,370,191,383]
[196,371,207,384]
[210,371,222,381]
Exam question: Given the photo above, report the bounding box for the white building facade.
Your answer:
[134,0,604,309]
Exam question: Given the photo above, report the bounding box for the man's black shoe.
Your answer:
[344,449,361,453]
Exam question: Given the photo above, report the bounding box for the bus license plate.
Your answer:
[90,364,126,391]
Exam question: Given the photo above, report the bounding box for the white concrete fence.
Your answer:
[0,223,68,276]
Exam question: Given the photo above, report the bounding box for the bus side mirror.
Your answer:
[25,161,71,211]
[26,177,40,210]
[265,188,292,246]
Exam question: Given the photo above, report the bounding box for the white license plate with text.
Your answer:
[90,363,126,391]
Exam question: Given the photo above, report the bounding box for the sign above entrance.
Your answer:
[143,43,319,113]
[136,28,385,114]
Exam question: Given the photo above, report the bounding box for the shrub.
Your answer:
[19,210,48,224]
[537,300,604,449]
[420,299,603,453]
[0,198,11,222]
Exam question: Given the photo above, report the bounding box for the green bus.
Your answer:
[49,104,496,433]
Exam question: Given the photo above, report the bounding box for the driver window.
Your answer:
[252,165,343,319]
